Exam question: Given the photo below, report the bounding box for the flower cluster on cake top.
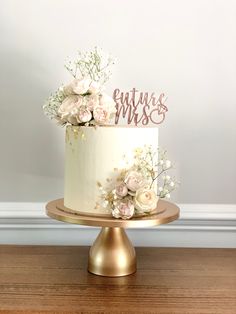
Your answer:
[97,145,178,220]
[43,47,116,126]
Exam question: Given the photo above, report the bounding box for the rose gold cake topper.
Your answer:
[113,88,168,126]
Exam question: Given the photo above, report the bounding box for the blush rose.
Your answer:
[112,198,135,220]
[115,182,128,198]
[124,171,146,192]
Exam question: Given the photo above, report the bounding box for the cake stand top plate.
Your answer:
[46,198,180,228]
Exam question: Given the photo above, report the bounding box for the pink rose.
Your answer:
[77,105,92,123]
[57,95,82,125]
[112,198,134,220]
[93,93,117,124]
[115,183,128,198]
[64,78,92,96]
[99,94,116,116]
[99,94,116,110]
[124,171,146,192]
[93,106,110,124]
[85,94,99,111]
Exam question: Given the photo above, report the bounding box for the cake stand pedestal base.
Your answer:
[46,198,180,277]
[88,227,136,277]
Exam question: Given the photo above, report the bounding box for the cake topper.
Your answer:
[113,88,168,126]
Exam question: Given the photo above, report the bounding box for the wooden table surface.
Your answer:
[0,246,235,313]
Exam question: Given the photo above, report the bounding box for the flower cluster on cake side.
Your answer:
[43,47,116,126]
[97,145,178,220]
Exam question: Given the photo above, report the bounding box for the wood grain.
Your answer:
[0,246,235,313]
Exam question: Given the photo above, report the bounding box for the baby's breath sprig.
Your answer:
[43,47,115,125]
[158,175,178,199]
[64,47,115,85]
[43,87,66,121]
[132,145,179,199]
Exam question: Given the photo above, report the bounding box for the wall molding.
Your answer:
[0,202,236,247]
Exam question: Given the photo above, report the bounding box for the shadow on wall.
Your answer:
[0,48,64,201]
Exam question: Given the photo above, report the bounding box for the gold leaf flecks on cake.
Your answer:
[72,127,79,140]
[65,127,70,143]
[97,181,102,188]
[94,202,100,210]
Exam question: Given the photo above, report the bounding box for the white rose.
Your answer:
[58,95,80,118]
[88,81,101,94]
[63,84,74,96]
[134,188,159,213]
[57,95,83,125]
[64,78,92,95]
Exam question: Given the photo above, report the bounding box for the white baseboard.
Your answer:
[0,202,235,248]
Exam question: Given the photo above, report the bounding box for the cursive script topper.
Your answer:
[113,88,168,126]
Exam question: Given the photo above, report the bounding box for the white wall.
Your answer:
[0,0,236,204]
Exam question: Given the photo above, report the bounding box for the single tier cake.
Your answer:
[43,48,175,220]
[64,126,158,215]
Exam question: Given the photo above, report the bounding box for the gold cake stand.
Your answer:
[46,199,180,277]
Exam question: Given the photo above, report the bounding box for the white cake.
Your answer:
[64,125,158,215]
